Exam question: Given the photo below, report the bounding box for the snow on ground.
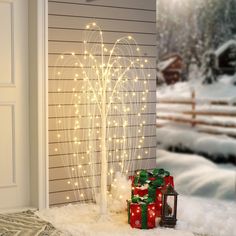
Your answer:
[37,197,236,236]
[157,75,236,101]
[37,203,194,236]
[156,149,236,200]
[177,195,236,236]
[37,161,236,236]
[36,148,236,236]
[156,125,236,161]
[37,174,194,236]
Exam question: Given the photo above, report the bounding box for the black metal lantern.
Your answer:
[160,184,178,228]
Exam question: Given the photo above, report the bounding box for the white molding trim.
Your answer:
[0,1,15,87]
[0,0,15,2]
[0,184,17,189]
[37,0,48,210]
[0,102,16,188]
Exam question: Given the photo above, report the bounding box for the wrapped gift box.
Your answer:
[128,168,176,226]
[128,201,156,229]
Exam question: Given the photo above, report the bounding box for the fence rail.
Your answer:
[157,90,236,138]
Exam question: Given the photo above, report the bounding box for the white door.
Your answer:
[0,0,29,209]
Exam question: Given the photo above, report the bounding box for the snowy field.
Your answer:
[156,150,236,200]
[157,124,236,162]
[157,75,236,101]
[37,150,236,236]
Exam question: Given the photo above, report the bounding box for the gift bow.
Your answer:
[134,168,170,187]
[131,194,154,204]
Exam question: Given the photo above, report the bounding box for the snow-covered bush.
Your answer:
[108,172,131,213]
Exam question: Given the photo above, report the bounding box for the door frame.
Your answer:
[0,0,49,210]
[37,0,48,210]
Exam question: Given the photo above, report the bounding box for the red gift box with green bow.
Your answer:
[127,197,156,229]
[128,168,175,223]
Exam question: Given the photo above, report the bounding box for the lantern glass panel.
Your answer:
[165,195,175,217]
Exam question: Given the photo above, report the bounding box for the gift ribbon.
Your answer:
[134,170,149,186]
[134,169,170,187]
[141,203,148,229]
[127,201,130,224]
[148,186,157,200]
[152,168,170,178]
[131,194,154,204]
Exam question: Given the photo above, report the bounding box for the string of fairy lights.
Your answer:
[49,22,153,209]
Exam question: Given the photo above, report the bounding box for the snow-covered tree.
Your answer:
[202,50,219,84]
[157,0,236,80]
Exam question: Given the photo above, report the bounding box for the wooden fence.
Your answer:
[157,90,236,138]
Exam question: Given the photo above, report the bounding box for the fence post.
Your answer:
[191,90,196,127]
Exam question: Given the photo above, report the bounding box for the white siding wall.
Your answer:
[48,0,156,206]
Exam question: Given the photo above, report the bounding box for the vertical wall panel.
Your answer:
[48,0,156,206]
[0,105,15,187]
[0,2,14,85]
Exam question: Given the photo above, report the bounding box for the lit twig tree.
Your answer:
[51,23,151,216]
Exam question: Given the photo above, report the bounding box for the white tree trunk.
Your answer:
[100,90,107,215]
